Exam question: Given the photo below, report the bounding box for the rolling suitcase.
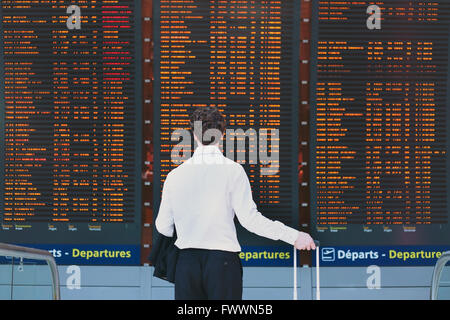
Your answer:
[293,240,320,300]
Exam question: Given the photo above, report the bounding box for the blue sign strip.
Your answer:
[240,246,295,266]
[241,245,450,267]
[314,246,450,266]
[3,244,449,267]
[0,244,141,266]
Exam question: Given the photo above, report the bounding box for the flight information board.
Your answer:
[153,0,300,247]
[310,1,450,248]
[0,0,141,265]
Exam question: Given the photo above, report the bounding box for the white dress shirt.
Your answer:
[155,144,300,252]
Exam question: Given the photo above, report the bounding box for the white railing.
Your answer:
[0,243,60,300]
[430,251,450,300]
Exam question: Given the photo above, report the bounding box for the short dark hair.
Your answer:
[189,106,226,145]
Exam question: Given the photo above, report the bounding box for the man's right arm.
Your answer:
[230,165,315,250]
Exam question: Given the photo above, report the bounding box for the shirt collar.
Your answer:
[193,144,222,157]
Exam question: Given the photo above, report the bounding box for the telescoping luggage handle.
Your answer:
[293,240,320,301]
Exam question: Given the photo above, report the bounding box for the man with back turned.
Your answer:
[156,106,315,300]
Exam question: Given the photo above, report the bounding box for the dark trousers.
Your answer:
[175,248,243,300]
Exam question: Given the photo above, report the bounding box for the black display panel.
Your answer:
[0,0,141,262]
[310,1,450,246]
[153,0,300,246]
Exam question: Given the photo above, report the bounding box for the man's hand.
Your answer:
[294,232,316,251]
